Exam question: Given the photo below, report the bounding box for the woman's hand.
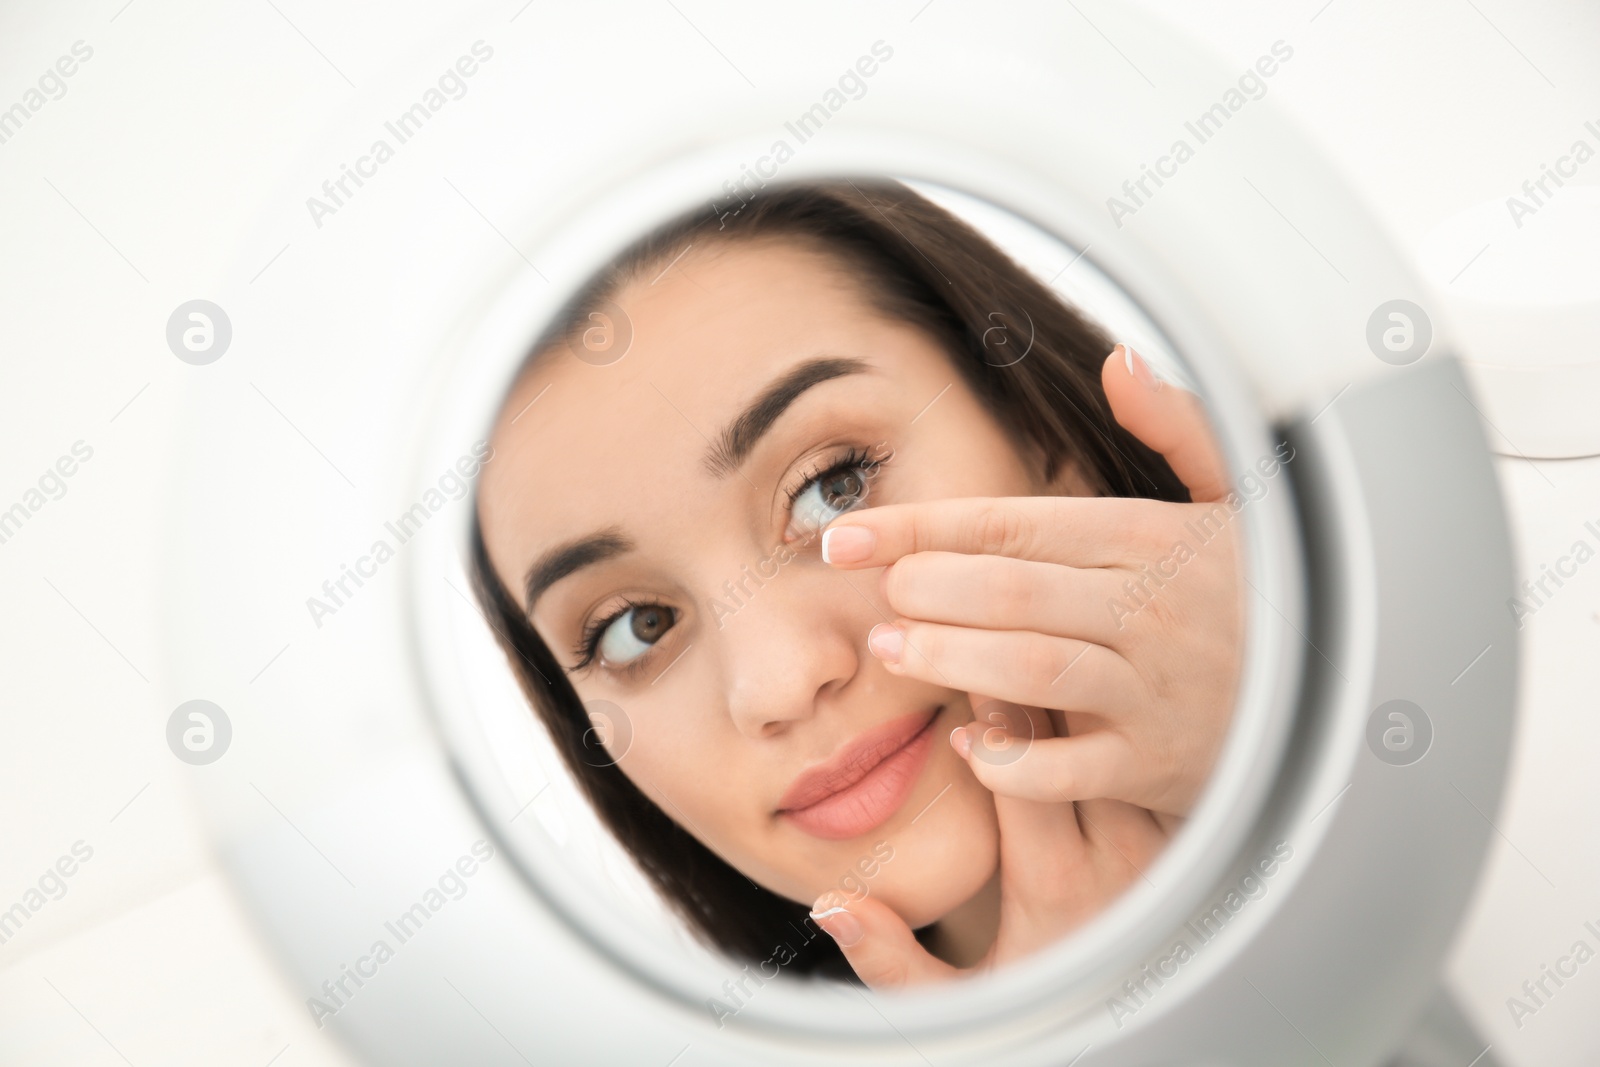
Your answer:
[808,345,1243,989]
[821,345,1244,820]
[810,701,1169,987]
[806,347,1241,991]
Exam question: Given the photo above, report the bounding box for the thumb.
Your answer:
[1102,344,1229,503]
[809,891,960,989]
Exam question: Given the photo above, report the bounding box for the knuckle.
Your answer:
[991,561,1038,621]
[865,955,910,988]
[910,508,943,556]
[882,556,925,615]
[1136,586,1182,632]
[970,503,1028,557]
[902,622,944,670]
[1019,634,1063,682]
[1048,765,1078,800]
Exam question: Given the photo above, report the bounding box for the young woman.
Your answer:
[470,180,1243,988]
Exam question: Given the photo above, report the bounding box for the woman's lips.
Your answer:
[776,707,940,841]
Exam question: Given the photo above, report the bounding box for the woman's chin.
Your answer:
[870,867,997,931]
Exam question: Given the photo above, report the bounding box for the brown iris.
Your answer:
[627,605,674,646]
[820,469,866,509]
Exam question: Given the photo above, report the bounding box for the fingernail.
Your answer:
[867,623,904,664]
[949,725,972,758]
[822,525,874,564]
[1123,344,1162,392]
[810,905,864,947]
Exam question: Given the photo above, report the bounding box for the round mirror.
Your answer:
[417,173,1297,1033]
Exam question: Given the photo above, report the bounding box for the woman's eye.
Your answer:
[595,604,675,667]
[787,464,870,539]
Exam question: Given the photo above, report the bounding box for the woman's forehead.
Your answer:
[500,250,890,450]
[504,239,884,414]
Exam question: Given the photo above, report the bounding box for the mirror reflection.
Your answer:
[467,178,1254,993]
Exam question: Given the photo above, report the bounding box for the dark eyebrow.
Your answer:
[701,356,871,478]
[524,527,633,613]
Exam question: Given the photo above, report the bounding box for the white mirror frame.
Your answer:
[406,129,1306,1042]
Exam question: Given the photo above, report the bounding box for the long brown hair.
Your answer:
[470,179,1188,976]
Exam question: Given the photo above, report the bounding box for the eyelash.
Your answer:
[571,594,652,677]
[781,444,887,513]
[567,443,892,677]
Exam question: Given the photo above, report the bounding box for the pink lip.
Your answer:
[776,707,941,840]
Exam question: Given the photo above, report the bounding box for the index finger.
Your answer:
[819,495,1157,570]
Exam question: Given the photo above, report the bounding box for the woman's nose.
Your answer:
[715,561,870,740]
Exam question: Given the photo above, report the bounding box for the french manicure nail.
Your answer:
[822,525,874,564]
[949,725,972,759]
[810,905,864,947]
[1124,344,1162,392]
[867,623,904,664]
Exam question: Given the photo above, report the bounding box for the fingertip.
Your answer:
[809,900,864,948]
[949,724,972,759]
[1102,345,1125,384]
[867,622,905,666]
[1102,345,1140,408]
[821,523,875,565]
[1112,342,1159,390]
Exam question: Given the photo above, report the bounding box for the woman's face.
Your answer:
[478,237,1084,929]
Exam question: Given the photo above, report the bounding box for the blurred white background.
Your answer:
[1,2,1596,1064]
